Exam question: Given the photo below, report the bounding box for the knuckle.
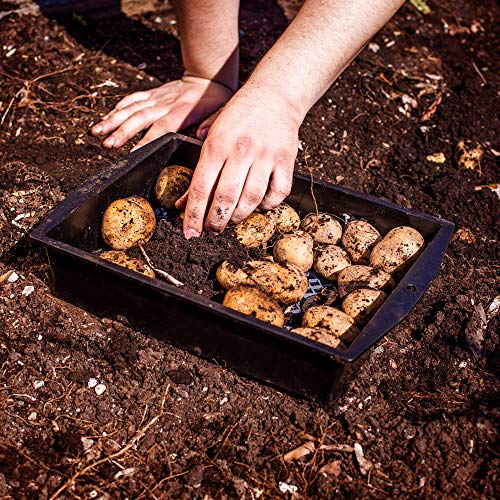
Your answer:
[216,191,237,206]
[245,190,264,206]
[233,135,253,156]
[204,138,226,159]
[188,183,209,200]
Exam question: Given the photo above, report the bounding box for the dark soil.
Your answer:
[0,1,499,499]
[128,217,267,299]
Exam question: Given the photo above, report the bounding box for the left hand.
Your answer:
[177,85,302,239]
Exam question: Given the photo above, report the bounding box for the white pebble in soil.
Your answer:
[95,384,106,396]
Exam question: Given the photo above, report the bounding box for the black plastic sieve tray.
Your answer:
[31,133,454,401]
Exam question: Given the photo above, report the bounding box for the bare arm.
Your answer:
[91,0,239,148]
[184,0,405,237]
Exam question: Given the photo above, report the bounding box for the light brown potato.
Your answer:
[370,226,424,274]
[235,213,275,248]
[337,265,394,297]
[292,327,343,349]
[155,165,192,210]
[341,220,381,264]
[100,250,155,278]
[342,288,387,325]
[313,245,350,281]
[268,203,300,233]
[273,230,314,272]
[302,306,360,343]
[216,260,308,305]
[300,213,343,245]
[223,286,285,327]
[101,196,156,250]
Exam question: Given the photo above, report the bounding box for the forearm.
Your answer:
[172,0,240,91]
[243,0,405,123]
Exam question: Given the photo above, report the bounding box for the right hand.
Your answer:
[90,75,234,150]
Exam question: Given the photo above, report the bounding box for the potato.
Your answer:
[268,203,300,233]
[100,250,155,278]
[300,213,343,244]
[235,213,275,248]
[216,259,308,305]
[337,265,394,297]
[302,306,360,343]
[370,226,424,274]
[341,220,381,264]
[313,245,350,281]
[101,196,156,250]
[155,165,192,210]
[292,327,343,349]
[273,230,314,272]
[342,289,387,325]
[223,286,285,327]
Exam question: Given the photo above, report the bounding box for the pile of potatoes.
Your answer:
[99,164,425,350]
[219,205,424,349]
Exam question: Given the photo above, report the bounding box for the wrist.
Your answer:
[240,75,306,128]
[181,73,236,98]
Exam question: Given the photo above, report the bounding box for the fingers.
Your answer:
[91,101,152,138]
[259,162,293,211]
[175,190,189,210]
[230,159,273,224]
[196,108,223,140]
[102,106,166,148]
[131,105,191,151]
[204,153,254,232]
[114,91,150,111]
[183,139,227,238]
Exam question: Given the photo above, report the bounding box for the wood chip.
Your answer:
[284,441,315,462]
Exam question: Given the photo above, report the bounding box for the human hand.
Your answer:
[177,86,302,239]
[90,75,233,149]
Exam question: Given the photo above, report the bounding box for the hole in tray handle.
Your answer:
[406,284,417,292]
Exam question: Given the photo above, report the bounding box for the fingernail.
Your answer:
[185,228,200,239]
[199,127,208,139]
[104,137,115,147]
[93,124,102,133]
[103,114,110,120]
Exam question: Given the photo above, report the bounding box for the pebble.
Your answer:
[7,272,19,283]
[95,384,106,395]
[21,285,34,296]
[88,377,98,388]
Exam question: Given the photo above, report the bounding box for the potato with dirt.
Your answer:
[216,259,308,305]
[342,288,387,325]
[235,213,275,247]
[100,250,155,278]
[291,327,343,349]
[370,226,424,274]
[268,203,300,233]
[300,213,343,244]
[313,245,350,280]
[223,286,285,327]
[273,230,314,272]
[337,265,394,297]
[341,219,381,264]
[302,306,360,343]
[155,165,193,210]
[101,196,156,250]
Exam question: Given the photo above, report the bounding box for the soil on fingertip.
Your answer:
[0,1,498,499]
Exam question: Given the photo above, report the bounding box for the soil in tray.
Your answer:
[127,215,268,300]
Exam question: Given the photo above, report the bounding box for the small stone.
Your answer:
[7,271,19,283]
[34,380,44,389]
[21,285,34,296]
[95,384,106,395]
[88,378,98,388]
[28,411,37,421]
